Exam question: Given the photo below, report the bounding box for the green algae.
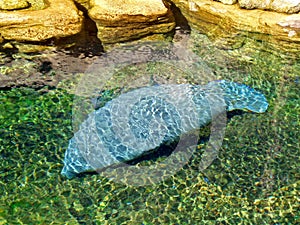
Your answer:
[0,31,299,224]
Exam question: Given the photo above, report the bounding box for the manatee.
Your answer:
[61,80,268,178]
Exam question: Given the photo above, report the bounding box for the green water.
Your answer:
[0,31,299,224]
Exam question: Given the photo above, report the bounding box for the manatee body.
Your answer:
[61,80,268,178]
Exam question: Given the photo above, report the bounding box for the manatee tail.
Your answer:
[209,80,269,113]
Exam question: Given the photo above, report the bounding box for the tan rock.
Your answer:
[0,0,83,42]
[88,0,175,44]
[172,0,300,55]
[239,0,300,14]
[0,0,30,10]
[0,0,47,11]
[73,0,90,10]
[218,0,237,5]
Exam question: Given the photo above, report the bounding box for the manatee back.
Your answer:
[61,83,226,178]
[61,81,268,178]
[84,84,213,167]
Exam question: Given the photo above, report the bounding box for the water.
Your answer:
[0,30,299,224]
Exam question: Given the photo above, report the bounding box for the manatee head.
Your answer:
[209,80,269,113]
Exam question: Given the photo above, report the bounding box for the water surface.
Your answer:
[0,30,299,224]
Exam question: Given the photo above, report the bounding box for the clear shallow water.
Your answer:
[0,30,299,224]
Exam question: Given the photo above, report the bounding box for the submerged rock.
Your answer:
[88,0,176,44]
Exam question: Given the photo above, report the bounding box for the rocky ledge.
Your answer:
[238,0,300,14]
[88,0,176,44]
[0,0,299,57]
[0,0,83,42]
[172,0,300,54]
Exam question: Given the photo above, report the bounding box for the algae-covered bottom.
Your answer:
[0,38,299,224]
